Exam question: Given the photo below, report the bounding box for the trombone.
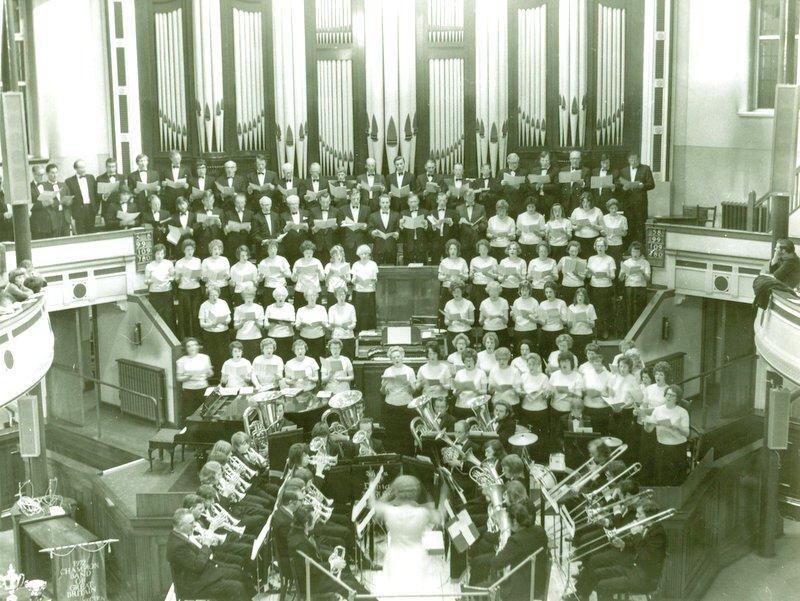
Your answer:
[572,508,676,561]
[571,462,642,519]
[549,443,629,502]
[579,489,654,527]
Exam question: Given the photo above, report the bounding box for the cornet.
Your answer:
[352,430,374,456]
[194,522,227,546]
[328,545,346,578]
[228,455,258,480]
[216,476,246,502]
[305,494,333,523]
[306,481,334,507]
[245,446,268,469]
[308,437,339,472]
[204,503,246,536]
[222,463,252,491]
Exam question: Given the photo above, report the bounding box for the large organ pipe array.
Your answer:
[429,59,465,174]
[475,0,509,175]
[272,0,308,177]
[428,0,465,43]
[517,4,547,148]
[364,0,417,174]
[155,8,188,152]
[233,8,266,152]
[315,0,352,46]
[317,60,354,175]
[192,0,224,153]
[558,0,588,148]
[596,4,626,147]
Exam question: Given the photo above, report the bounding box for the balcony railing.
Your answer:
[755,290,800,385]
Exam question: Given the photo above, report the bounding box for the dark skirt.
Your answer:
[180,387,206,425]
[336,337,356,361]
[519,407,549,439]
[383,404,414,455]
[531,288,546,303]
[550,244,567,262]
[590,285,614,339]
[352,291,377,332]
[301,335,325,361]
[149,290,175,332]
[519,243,536,263]
[238,337,262,362]
[501,286,519,305]
[538,328,563,359]
[625,286,648,331]
[570,332,595,363]
[583,405,612,436]
[272,335,295,363]
[511,329,539,355]
[655,441,687,486]
[639,428,658,485]
[202,329,231,379]
[576,237,597,259]
[489,246,506,262]
[261,286,278,309]
[176,287,202,340]
[470,282,489,310]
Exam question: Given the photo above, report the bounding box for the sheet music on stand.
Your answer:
[250,512,274,561]
[351,466,384,538]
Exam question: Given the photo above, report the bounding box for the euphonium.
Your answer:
[352,429,374,456]
[322,390,365,434]
[468,395,494,431]
[437,431,482,471]
[408,395,441,433]
[469,463,503,489]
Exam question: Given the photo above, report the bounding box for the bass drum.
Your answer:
[529,462,557,491]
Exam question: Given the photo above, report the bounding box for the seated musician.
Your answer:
[272,489,303,578]
[491,400,517,450]
[283,472,352,552]
[354,416,385,455]
[207,441,274,506]
[469,503,549,600]
[270,400,297,431]
[287,506,372,598]
[442,420,480,498]
[250,337,284,390]
[285,442,311,478]
[230,431,279,496]
[310,421,344,458]
[468,480,530,559]
[182,493,254,567]
[197,464,269,530]
[572,480,641,557]
[166,508,250,601]
[483,439,506,475]
[432,396,456,432]
[558,394,595,446]
[499,454,527,486]
[573,500,667,601]
[220,341,252,388]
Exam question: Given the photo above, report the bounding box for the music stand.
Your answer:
[267,428,304,471]
[563,430,597,468]
[251,512,273,561]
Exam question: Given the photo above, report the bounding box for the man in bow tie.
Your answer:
[500,152,529,218]
[618,152,654,244]
[158,149,190,213]
[303,162,328,209]
[127,153,161,210]
[223,193,254,261]
[194,190,226,259]
[388,156,414,213]
[309,191,338,263]
[368,194,400,265]
[470,163,499,217]
[414,159,444,210]
[560,150,592,215]
[399,193,430,264]
[252,196,283,261]
[356,158,386,209]
[65,158,99,234]
[427,192,458,262]
[339,189,370,262]
[455,189,487,263]
[279,194,310,264]
[215,160,247,211]
[188,160,210,211]
[167,196,196,258]
[246,154,278,210]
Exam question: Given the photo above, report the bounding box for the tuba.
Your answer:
[408,395,441,433]
[438,431,482,471]
[466,395,494,432]
[321,390,364,435]
[352,430,374,456]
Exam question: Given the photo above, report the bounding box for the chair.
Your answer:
[148,428,184,472]
[682,205,717,227]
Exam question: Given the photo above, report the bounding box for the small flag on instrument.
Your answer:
[446,508,479,553]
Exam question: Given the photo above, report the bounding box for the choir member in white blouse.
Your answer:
[220,341,252,388]
[527,242,559,302]
[557,240,588,299]
[145,243,175,330]
[519,353,550,438]
[292,240,325,297]
[327,285,357,360]
[600,198,628,266]
[537,282,568,358]
[486,199,517,261]
[324,245,351,307]
[498,242,527,303]
[320,338,354,393]
[544,203,573,262]
[294,288,328,360]
[251,337,284,390]
[587,237,617,340]
[229,245,258,306]
[546,333,578,375]
[232,287,264,361]
[477,331,500,375]
[570,193,603,259]
[516,197,546,262]
[510,282,539,353]
[634,361,671,484]
[479,281,510,348]
[607,355,642,446]
[443,283,475,350]
[580,343,614,434]
[452,348,487,418]
[447,333,471,374]
[257,239,291,308]
[264,286,295,360]
[511,339,535,376]
[282,339,319,392]
[566,286,597,362]
[547,352,584,433]
[380,346,417,455]
[174,239,203,338]
[620,241,651,332]
[438,239,470,318]
[487,347,521,410]
[351,244,379,332]
[645,384,690,486]
[469,239,498,309]
[175,337,213,423]
[416,342,452,400]
[201,239,231,301]
[198,283,231,376]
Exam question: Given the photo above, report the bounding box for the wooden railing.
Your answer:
[720,191,771,232]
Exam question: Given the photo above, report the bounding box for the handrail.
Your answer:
[491,547,543,595]
[49,362,161,437]
[297,550,356,601]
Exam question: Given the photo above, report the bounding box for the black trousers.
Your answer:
[383,404,414,455]
[197,576,249,601]
[655,441,687,486]
[149,290,175,332]
[625,286,648,331]
[590,285,614,338]
[590,564,658,600]
[176,287,202,339]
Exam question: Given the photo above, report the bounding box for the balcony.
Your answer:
[645,222,773,303]
[754,290,800,385]
[1,228,151,312]
[0,295,54,406]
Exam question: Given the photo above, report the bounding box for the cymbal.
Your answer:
[508,432,539,447]
[601,436,624,447]
[329,389,363,409]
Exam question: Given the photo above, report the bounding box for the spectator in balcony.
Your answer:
[4,268,33,302]
[769,239,800,289]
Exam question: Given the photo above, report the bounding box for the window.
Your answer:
[752,0,781,110]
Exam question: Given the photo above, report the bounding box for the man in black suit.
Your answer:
[64,159,99,234]
[399,194,429,264]
[309,192,338,263]
[166,509,249,601]
[328,165,355,209]
[275,162,304,212]
[574,501,667,601]
[427,192,458,263]
[223,194,254,261]
[560,150,592,215]
[127,153,161,211]
[96,157,124,228]
[188,159,212,211]
[30,164,46,200]
[368,194,400,265]
[216,160,248,211]
[432,397,456,432]
[387,155,414,213]
[591,154,619,211]
[103,186,140,231]
[356,157,386,209]
[415,158,444,210]
[245,154,278,211]
[618,152,655,244]
[167,196,196,257]
[455,190,487,264]
[194,190,226,259]
[339,190,370,263]
[272,490,303,577]
[303,162,328,210]
[251,196,283,261]
[161,149,191,212]
[499,152,528,217]
[769,238,800,288]
[558,395,595,467]
[30,164,61,239]
[141,194,171,247]
[443,163,469,210]
[280,194,311,264]
[471,163,499,218]
[529,150,561,216]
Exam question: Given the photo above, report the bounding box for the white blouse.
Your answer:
[321,355,354,393]
[548,370,584,412]
[417,362,452,396]
[621,257,651,288]
[351,260,379,293]
[511,296,539,332]
[293,257,325,295]
[295,304,328,339]
[221,357,252,387]
[487,215,516,247]
[199,298,231,332]
[201,255,231,287]
[444,298,475,333]
[601,213,628,247]
[649,404,690,445]
[439,257,469,288]
[538,299,568,331]
[545,218,573,247]
[477,349,499,374]
[488,366,521,406]
[257,256,291,289]
[527,257,558,289]
[230,261,258,293]
[252,354,284,389]
[145,260,174,293]
[558,255,588,289]
[265,302,296,338]
[567,303,597,336]
[470,255,498,286]
[176,353,212,390]
[381,364,416,406]
[324,261,351,293]
[570,207,603,239]
[328,302,357,340]
[516,211,546,246]
[520,372,550,411]
[233,302,265,340]
[498,257,527,289]
[175,257,202,290]
[284,356,320,389]
[453,367,487,408]
[587,254,616,288]
[480,297,509,331]
[582,364,612,409]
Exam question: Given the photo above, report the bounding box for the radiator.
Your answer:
[720,202,770,233]
[116,359,165,423]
